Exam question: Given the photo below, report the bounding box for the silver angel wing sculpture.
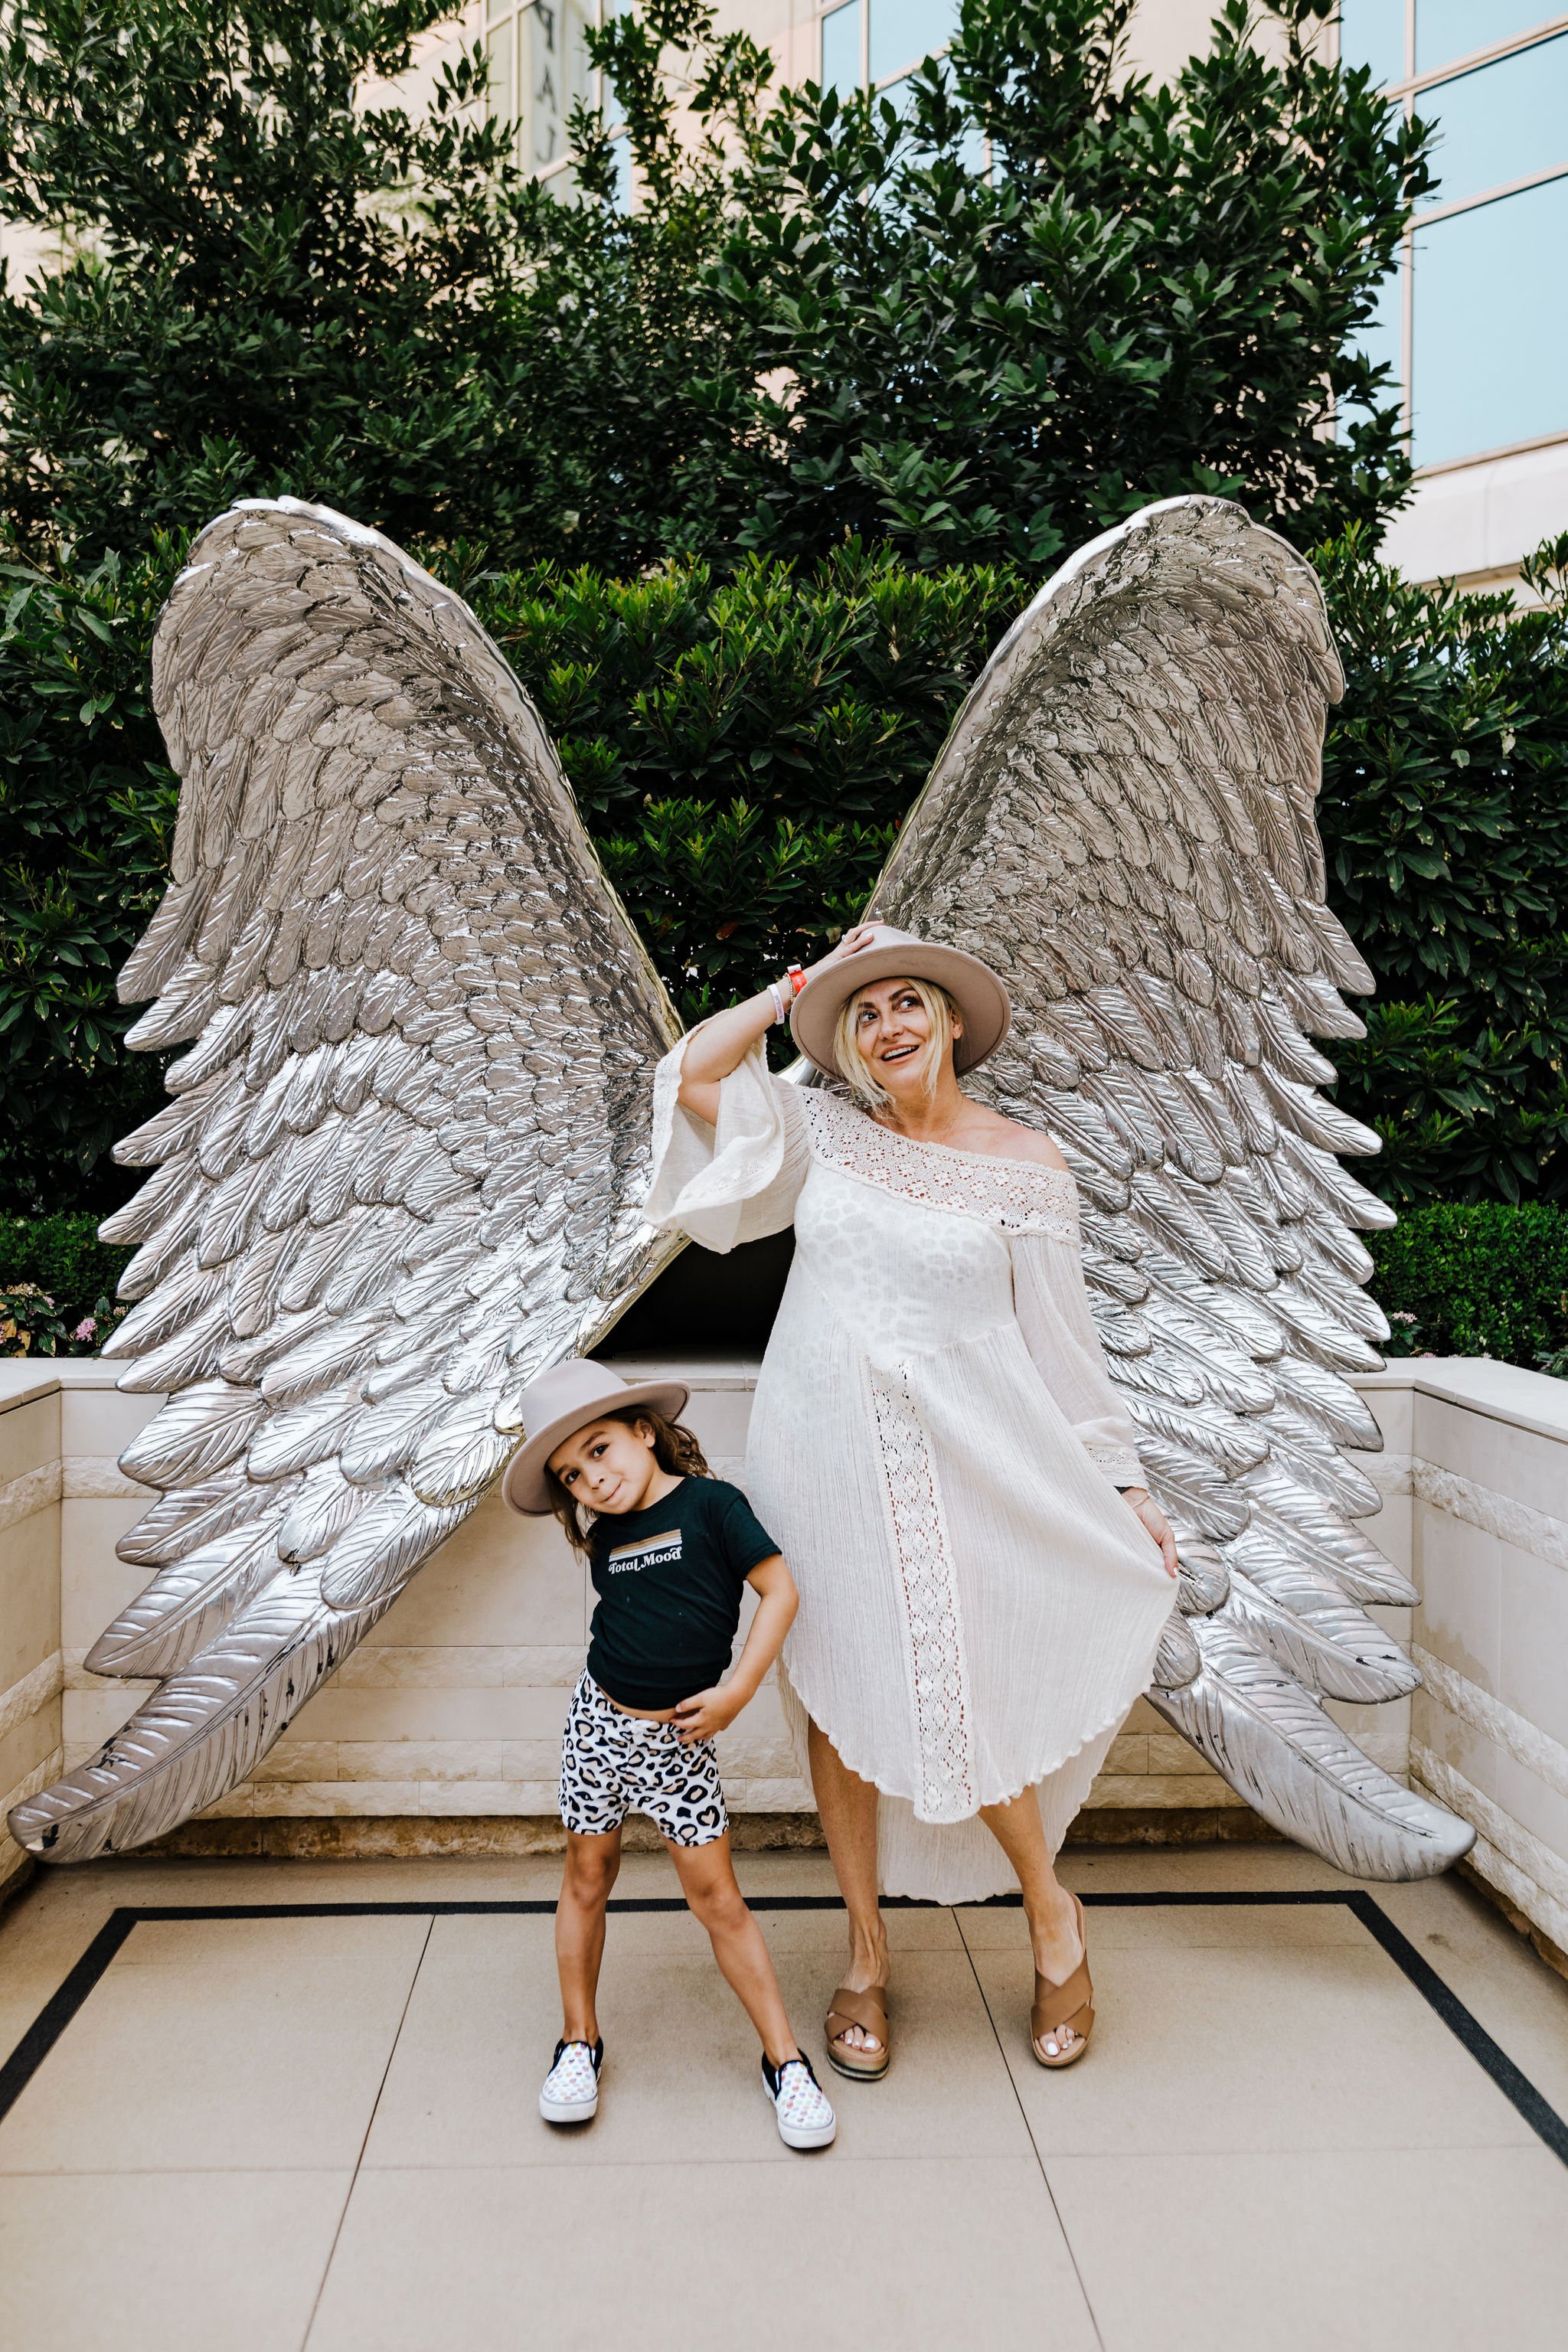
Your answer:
[11,491,1470,1883]
[8,498,684,1864]
[867,494,1472,1880]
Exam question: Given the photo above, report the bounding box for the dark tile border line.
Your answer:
[2,1888,1564,2167]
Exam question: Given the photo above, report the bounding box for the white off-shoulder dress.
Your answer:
[645,1038,1175,1903]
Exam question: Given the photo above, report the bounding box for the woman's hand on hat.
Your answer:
[802,922,881,982]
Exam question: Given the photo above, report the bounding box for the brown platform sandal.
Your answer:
[1031,1894,1093,2069]
[824,1984,890,2082]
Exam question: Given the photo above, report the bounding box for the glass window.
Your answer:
[868,0,959,85]
[876,72,920,123]
[1345,254,1403,410]
[1420,34,1568,207]
[609,132,633,212]
[821,1,861,93]
[1416,4,1560,77]
[1337,1,1406,87]
[1412,174,1568,463]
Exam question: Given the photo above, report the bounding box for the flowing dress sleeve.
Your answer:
[643,1031,811,1254]
[1011,1227,1144,1488]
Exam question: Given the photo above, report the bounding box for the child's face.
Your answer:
[547,1416,662,1516]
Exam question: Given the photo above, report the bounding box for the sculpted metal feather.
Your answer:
[865,496,1472,1880]
[9,498,684,1864]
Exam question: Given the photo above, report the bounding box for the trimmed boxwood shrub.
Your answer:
[1369,1203,1568,1373]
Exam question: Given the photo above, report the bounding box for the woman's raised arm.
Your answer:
[677,926,881,1125]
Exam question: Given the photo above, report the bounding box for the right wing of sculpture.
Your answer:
[8,499,684,1864]
[871,495,1472,1881]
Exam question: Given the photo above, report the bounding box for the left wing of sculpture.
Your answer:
[8,499,684,1864]
[869,495,1472,1881]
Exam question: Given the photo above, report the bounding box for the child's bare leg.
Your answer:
[666,1832,799,2068]
[556,1824,622,2043]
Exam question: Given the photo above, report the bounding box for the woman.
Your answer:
[644,923,1178,2075]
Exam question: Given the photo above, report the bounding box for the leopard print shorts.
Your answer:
[557,1672,729,1847]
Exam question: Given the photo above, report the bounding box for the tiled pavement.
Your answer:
[2,1842,1566,2351]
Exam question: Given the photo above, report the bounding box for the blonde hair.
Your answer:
[833,976,957,1110]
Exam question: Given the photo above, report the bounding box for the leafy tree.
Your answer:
[0,0,529,560]
[0,541,178,1205]
[0,0,1477,1214]
[1,0,1429,572]
[1319,534,1568,1204]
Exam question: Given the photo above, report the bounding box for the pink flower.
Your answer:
[73,1318,96,1342]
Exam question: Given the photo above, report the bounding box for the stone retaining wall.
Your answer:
[2,1355,1561,1958]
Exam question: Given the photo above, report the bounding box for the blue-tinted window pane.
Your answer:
[957,117,988,178]
[876,72,919,124]
[822,0,861,92]
[1420,36,1568,208]
[1413,175,1568,462]
[1338,1,1406,86]
[610,135,633,212]
[870,0,958,84]
[1344,255,1404,413]
[1417,4,1557,77]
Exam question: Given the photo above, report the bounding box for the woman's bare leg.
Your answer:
[978,1789,1086,2059]
[807,1717,887,2053]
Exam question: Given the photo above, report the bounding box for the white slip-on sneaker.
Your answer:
[539,2037,603,2124]
[762,2053,837,2150]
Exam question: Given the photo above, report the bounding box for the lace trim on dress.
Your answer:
[801,1090,1079,1239]
[867,1360,977,1825]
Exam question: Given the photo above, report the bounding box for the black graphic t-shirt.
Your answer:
[586,1478,781,1711]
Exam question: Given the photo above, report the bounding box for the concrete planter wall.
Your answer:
[2,1356,1564,1958]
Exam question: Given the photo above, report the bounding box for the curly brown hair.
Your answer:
[543,1406,710,1557]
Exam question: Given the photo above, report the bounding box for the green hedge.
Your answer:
[1368,1204,1568,1373]
[0,1213,130,1354]
[6,1204,1565,1380]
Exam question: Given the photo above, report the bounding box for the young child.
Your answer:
[501,1358,836,2151]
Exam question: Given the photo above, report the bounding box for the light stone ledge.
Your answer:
[0,1651,62,1743]
[61,1454,151,1500]
[1413,1645,1568,1803]
[0,1745,64,1883]
[1412,1458,1568,1574]
[1413,1746,1568,1954]
[335,1644,583,1689]
[0,1460,59,1535]
[1082,1773,1250,1809]
[63,1650,158,1696]
[1360,1449,1414,1498]
[215,1776,817,1819]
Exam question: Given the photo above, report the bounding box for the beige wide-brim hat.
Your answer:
[789,924,1011,1079]
[501,1360,691,1516]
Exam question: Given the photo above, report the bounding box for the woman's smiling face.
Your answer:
[850,976,962,1100]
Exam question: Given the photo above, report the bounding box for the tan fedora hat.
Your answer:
[790,924,1011,1079]
[501,1360,691,1516]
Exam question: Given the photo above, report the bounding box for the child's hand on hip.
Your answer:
[672,1685,742,1743]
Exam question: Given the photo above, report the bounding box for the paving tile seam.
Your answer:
[339,2153,1052,2176]
[954,1906,1109,2352]
[301,1917,434,2352]
[5,1893,1566,2179]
